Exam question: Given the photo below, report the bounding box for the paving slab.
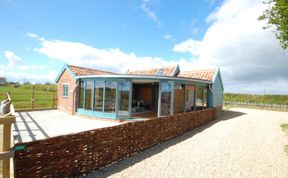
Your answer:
[13,110,121,143]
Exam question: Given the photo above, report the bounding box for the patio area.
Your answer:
[12,110,122,143]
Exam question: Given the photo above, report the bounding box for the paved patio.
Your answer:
[12,110,121,143]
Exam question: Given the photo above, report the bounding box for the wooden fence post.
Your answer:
[3,122,12,178]
[0,116,16,178]
[52,92,55,109]
[31,91,35,110]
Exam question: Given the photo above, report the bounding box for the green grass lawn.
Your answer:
[0,84,57,110]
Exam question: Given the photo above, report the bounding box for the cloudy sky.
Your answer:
[0,0,287,94]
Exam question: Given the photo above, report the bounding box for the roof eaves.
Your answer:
[55,63,76,83]
[76,74,212,84]
[212,68,219,83]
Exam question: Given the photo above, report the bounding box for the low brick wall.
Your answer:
[14,108,217,178]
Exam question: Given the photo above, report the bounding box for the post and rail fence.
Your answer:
[0,92,57,111]
[224,101,288,109]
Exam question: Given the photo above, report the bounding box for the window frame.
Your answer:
[62,83,69,98]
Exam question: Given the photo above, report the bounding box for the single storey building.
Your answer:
[55,64,223,120]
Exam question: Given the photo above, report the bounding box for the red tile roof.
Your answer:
[68,65,116,76]
[65,64,217,83]
[178,69,217,81]
[127,66,176,76]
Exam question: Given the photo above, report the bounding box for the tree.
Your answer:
[0,77,7,84]
[258,0,288,49]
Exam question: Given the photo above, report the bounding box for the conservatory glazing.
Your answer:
[76,75,211,120]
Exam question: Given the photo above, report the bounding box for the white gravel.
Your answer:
[83,108,288,178]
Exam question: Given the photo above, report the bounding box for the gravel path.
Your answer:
[83,108,288,178]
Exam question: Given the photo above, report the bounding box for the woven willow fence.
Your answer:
[14,108,217,178]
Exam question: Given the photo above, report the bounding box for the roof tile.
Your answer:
[65,64,217,82]
[127,66,176,76]
[178,69,217,81]
[68,65,116,76]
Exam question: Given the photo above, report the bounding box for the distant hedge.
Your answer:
[17,84,57,92]
[224,93,288,105]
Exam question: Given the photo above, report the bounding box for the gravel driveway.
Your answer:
[83,108,288,178]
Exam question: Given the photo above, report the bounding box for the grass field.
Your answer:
[0,84,57,110]
[224,93,288,105]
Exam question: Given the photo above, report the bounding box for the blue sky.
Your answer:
[0,0,287,94]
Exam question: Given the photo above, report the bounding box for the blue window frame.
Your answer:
[62,84,68,97]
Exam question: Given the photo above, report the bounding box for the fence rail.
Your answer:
[0,92,57,111]
[224,101,288,109]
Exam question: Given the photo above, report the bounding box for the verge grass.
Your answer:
[281,123,288,133]
[280,123,288,156]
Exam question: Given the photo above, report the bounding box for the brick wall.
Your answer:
[57,70,77,115]
[216,105,223,116]
[14,108,217,178]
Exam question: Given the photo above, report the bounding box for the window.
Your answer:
[94,80,104,111]
[174,83,185,114]
[85,80,94,110]
[161,82,172,116]
[79,81,84,108]
[203,86,208,108]
[62,84,68,97]
[196,85,203,109]
[185,84,195,112]
[104,81,117,113]
[118,80,130,115]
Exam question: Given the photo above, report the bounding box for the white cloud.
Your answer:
[26,0,288,94]
[32,37,182,73]
[3,50,45,71]
[1,50,48,84]
[26,32,45,41]
[173,0,288,94]
[141,0,160,27]
[174,39,202,55]
[4,51,25,68]
[163,34,175,41]
[0,69,58,84]
[26,32,39,39]
[31,65,45,70]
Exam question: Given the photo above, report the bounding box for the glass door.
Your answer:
[117,80,131,118]
[104,81,117,113]
[160,81,172,116]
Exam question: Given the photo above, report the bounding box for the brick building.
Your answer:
[55,64,223,120]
